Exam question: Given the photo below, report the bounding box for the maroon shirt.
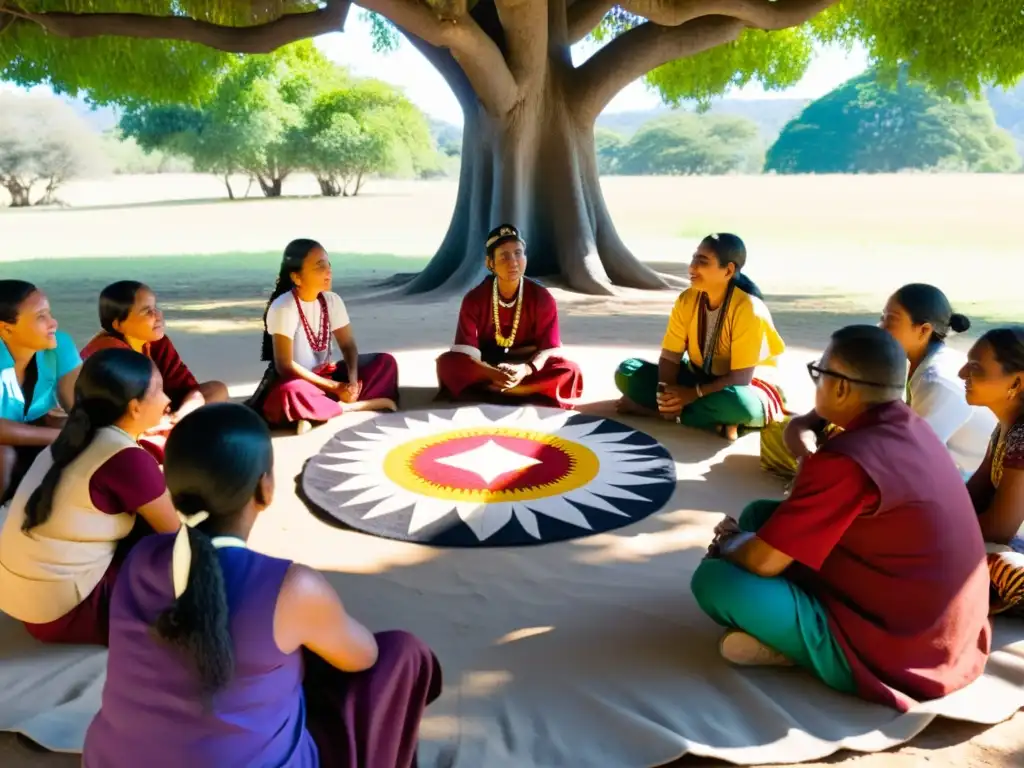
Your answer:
[81,333,200,408]
[759,401,991,711]
[90,447,167,515]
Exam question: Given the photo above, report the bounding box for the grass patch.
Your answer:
[5,251,429,346]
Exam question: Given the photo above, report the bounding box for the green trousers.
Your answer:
[690,500,857,694]
[614,357,767,431]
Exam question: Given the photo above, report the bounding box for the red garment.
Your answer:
[261,354,399,426]
[81,332,200,408]
[82,333,203,463]
[303,631,443,768]
[758,401,991,711]
[436,277,583,409]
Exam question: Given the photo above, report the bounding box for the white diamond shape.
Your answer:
[434,439,541,485]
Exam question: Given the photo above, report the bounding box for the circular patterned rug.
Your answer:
[300,405,677,547]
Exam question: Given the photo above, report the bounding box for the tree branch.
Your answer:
[566,0,614,45]
[620,0,836,28]
[0,0,351,54]
[494,0,547,88]
[574,16,741,120]
[357,0,519,116]
[574,0,839,121]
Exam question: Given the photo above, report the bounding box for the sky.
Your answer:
[318,13,870,125]
[2,12,870,123]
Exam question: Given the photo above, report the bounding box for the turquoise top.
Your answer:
[0,331,81,423]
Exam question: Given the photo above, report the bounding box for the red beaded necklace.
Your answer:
[292,288,330,352]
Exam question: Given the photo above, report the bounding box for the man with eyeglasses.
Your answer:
[691,324,991,711]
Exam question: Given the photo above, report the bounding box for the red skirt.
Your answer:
[436,351,583,410]
[303,630,443,768]
[21,518,153,646]
[261,353,400,425]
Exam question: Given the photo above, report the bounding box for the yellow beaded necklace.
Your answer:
[492,276,523,351]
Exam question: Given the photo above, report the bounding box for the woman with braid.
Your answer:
[248,239,399,433]
[84,403,442,768]
[0,348,180,644]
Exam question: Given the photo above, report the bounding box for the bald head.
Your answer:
[826,325,907,403]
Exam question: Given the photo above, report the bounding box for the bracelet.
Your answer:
[695,384,704,398]
[527,360,538,374]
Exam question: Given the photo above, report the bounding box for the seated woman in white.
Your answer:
[762,284,995,480]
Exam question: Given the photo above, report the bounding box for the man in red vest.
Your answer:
[692,324,991,710]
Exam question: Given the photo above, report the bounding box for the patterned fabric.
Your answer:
[991,421,1024,488]
[988,544,1024,616]
[986,419,1024,615]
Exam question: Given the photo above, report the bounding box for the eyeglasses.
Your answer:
[806,361,895,388]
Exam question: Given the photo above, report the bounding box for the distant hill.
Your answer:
[55,78,1023,161]
[597,98,809,143]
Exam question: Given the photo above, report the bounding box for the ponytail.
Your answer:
[261,238,322,361]
[23,408,97,531]
[22,347,156,532]
[732,272,764,301]
[158,403,275,697]
[698,233,764,300]
[153,524,234,696]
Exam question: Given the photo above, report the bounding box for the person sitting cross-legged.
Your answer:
[435,224,583,409]
[691,325,992,711]
[615,233,786,441]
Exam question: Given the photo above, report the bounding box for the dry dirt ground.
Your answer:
[0,174,1022,767]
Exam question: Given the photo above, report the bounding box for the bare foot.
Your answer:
[720,424,739,442]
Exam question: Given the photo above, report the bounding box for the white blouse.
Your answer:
[909,345,996,476]
[266,291,350,371]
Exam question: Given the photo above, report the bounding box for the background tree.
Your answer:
[3,0,1024,293]
[0,92,108,207]
[120,42,343,197]
[766,69,1022,174]
[300,79,429,196]
[595,128,625,174]
[615,113,762,174]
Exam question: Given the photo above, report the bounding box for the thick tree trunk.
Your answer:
[223,174,235,200]
[256,175,283,197]
[4,180,32,207]
[402,68,669,297]
[317,175,342,197]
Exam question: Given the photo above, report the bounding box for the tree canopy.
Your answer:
[2,1,1023,115]
[766,69,1022,174]
[0,92,108,206]
[119,42,437,197]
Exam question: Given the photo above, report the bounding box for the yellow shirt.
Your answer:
[660,285,785,378]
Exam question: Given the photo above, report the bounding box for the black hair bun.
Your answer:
[950,313,971,334]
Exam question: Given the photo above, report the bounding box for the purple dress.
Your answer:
[84,536,317,768]
[83,535,443,768]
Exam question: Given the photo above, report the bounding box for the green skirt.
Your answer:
[614,357,783,432]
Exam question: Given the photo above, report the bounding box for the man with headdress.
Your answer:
[435,225,583,408]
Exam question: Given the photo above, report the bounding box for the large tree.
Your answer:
[2,1,1023,294]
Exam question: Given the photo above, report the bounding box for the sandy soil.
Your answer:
[0,175,1021,767]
